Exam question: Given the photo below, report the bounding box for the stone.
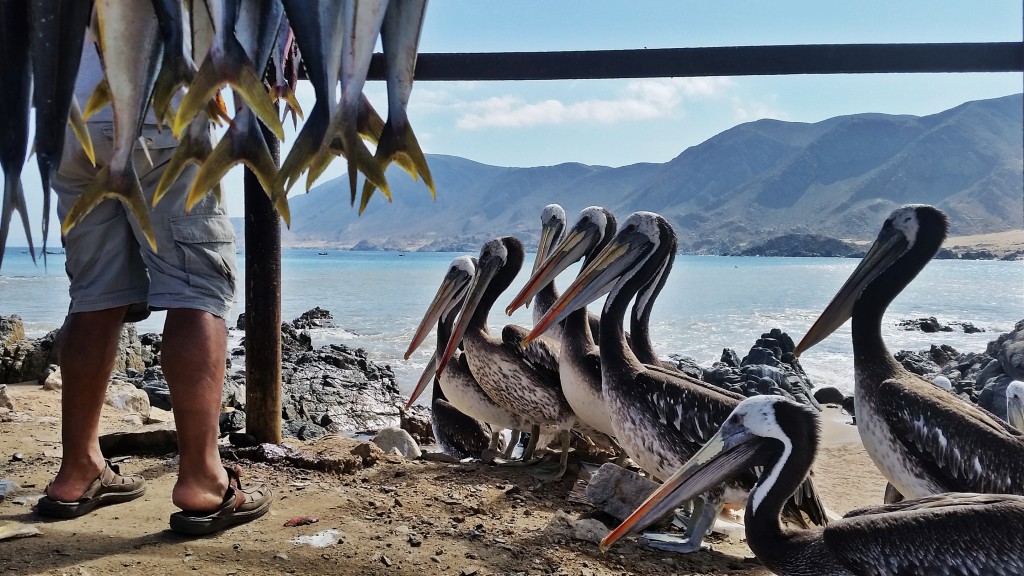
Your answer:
[813,386,845,405]
[40,365,62,390]
[932,375,953,391]
[898,317,953,333]
[0,315,26,347]
[841,395,856,416]
[292,307,334,330]
[122,414,145,426]
[351,442,385,467]
[400,406,434,444]
[0,479,20,501]
[372,427,422,459]
[584,463,658,521]
[219,410,246,435]
[0,385,12,410]
[98,423,178,457]
[978,374,1013,421]
[543,510,610,545]
[105,382,151,418]
[0,327,58,384]
[997,329,1024,381]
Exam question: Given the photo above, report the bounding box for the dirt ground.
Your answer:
[0,382,887,576]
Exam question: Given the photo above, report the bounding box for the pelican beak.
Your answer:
[794,225,909,356]
[437,258,498,378]
[599,423,764,553]
[521,228,649,348]
[403,351,438,411]
[404,272,470,360]
[507,223,593,316]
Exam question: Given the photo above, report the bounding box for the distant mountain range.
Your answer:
[234,93,1023,254]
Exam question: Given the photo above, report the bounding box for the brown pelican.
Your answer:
[524,212,827,551]
[795,205,1024,497]
[601,395,1024,575]
[404,256,548,459]
[429,380,493,460]
[1008,381,1024,432]
[438,237,575,479]
[508,207,619,439]
[527,204,604,343]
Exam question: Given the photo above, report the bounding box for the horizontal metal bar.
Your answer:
[365,42,1023,81]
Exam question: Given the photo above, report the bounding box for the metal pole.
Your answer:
[243,117,282,444]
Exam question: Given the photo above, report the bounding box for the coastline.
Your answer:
[0,381,879,575]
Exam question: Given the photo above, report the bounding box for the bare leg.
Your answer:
[46,307,128,501]
[163,308,229,513]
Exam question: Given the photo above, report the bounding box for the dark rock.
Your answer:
[978,375,1013,420]
[720,348,741,368]
[898,317,953,333]
[139,333,162,367]
[668,354,704,380]
[953,322,984,334]
[280,343,402,433]
[400,406,434,445]
[841,395,856,416]
[282,419,328,441]
[235,313,246,331]
[219,410,246,435]
[814,386,845,405]
[0,324,59,384]
[98,424,178,457]
[228,432,258,447]
[933,248,958,260]
[894,350,941,376]
[292,307,334,330]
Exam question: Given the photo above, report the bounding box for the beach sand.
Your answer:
[0,382,887,576]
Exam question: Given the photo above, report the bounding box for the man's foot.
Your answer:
[36,461,146,519]
[169,466,272,536]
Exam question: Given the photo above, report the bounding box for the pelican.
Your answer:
[795,205,1024,497]
[508,206,619,439]
[524,212,827,551]
[527,204,604,343]
[438,237,575,479]
[428,379,493,460]
[404,256,548,458]
[601,395,1024,575]
[1006,380,1024,432]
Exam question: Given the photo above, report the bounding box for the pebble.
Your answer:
[0,480,20,501]
[380,554,392,567]
[274,552,289,561]
[10,453,23,462]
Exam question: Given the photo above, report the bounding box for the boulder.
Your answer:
[371,427,422,459]
[292,307,334,330]
[400,405,434,444]
[0,316,25,347]
[585,463,658,521]
[813,386,845,405]
[0,385,12,411]
[105,382,151,418]
[39,365,61,390]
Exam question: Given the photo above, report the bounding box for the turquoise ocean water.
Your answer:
[1,248,1021,401]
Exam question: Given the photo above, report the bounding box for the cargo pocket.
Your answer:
[169,213,237,298]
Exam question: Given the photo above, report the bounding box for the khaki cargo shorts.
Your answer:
[53,122,237,322]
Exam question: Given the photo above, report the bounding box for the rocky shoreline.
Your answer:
[2,311,1022,447]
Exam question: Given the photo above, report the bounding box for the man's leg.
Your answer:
[46,307,128,501]
[163,308,230,512]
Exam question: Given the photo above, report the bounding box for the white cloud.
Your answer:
[731,95,788,122]
[455,77,734,129]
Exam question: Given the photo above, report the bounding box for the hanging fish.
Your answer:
[0,0,35,268]
[29,0,93,264]
[172,0,283,140]
[271,14,303,129]
[61,0,164,251]
[360,0,433,213]
[150,0,196,128]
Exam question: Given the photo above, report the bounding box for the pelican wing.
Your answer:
[502,324,560,376]
[879,377,1024,494]
[824,494,1024,574]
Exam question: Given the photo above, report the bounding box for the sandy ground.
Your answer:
[943,229,1024,257]
[0,382,888,576]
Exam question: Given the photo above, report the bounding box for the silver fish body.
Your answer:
[62,0,164,251]
[0,0,35,268]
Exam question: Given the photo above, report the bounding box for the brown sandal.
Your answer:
[36,460,146,519]
[169,465,272,535]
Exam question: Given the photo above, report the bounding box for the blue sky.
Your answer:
[6,0,1023,247]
